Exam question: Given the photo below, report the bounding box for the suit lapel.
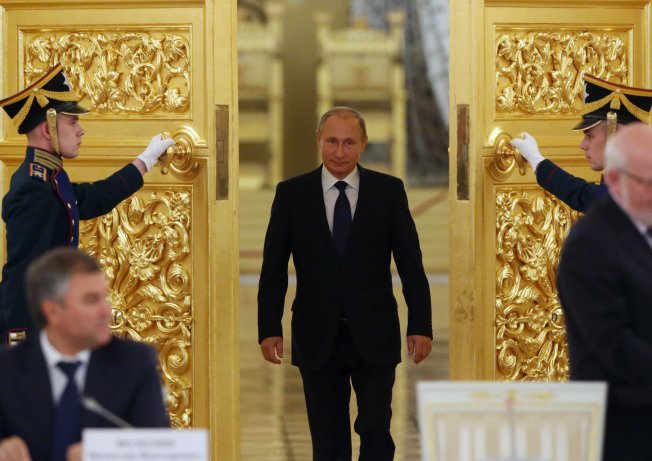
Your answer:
[346,165,372,254]
[82,339,116,427]
[16,339,55,444]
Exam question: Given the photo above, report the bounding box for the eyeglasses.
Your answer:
[618,168,652,187]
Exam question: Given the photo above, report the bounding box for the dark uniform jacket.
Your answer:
[0,335,169,460]
[557,194,652,461]
[258,165,432,370]
[536,159,608,213]
[0,147,143,342]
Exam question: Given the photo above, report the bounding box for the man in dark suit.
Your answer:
[510,75,652,212]
[0,247,169,461]
[258,107,432,461]
[557,123,652,461]
[0,64,175,344]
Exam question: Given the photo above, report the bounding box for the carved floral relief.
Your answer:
[495,188,581,381]
[80,189,192,428]
[495,31,628,114]
[23,31,190,114]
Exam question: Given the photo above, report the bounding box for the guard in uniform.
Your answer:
[0,64,174,344]
[511,74,652,212]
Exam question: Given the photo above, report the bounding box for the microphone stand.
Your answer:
[81,396,133,428]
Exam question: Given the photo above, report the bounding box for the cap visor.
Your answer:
[571,118,602,131]
[58,102,89,116]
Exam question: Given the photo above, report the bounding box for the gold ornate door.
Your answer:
[0,1,239,458]
[449,1,651,380]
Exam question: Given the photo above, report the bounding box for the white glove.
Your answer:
[510,132,545,172]
[137,134,176,172]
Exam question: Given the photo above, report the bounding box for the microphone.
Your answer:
[81,396,133,428]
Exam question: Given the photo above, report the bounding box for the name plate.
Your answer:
[82,428,208,460]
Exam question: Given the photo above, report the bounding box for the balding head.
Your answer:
[604,123,652,225]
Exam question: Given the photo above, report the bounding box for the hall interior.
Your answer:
[237,1,450,458]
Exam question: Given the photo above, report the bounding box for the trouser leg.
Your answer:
[351,361,396,461]
[299,325,355,461]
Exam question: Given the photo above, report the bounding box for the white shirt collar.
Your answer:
[40,329,91,367]
[630,217,648,235]
[617,209,652,245]
[610,195,651,240]
[321,165,360,192]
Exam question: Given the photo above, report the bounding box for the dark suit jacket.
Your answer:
[0,147,144,341]
[536,159,607,212]
[558,194,652,460]
[258,165,432,370]
[0,335,169,461]
[558,194,652,398]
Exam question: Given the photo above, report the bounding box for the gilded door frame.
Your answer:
[449,0,652,381]
[0,1,240,458]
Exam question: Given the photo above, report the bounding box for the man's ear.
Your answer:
[38,121,51,141]
[41,299,61,325]
[604,169,620,194]
[360,136,369,151]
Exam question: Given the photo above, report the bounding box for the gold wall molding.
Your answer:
[453,288,474,323]
[495,30,628,114]
[23,30,190,115]
[80,188,192,428]
[494,188,580,381]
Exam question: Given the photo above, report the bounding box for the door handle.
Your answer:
[488,131,527,182]
[157,126,201,180]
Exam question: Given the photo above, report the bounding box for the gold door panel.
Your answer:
[450,0,651,381]
[0,1,238,458]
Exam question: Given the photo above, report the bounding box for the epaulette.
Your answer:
[7,329,26,346]
[28,162,48,182]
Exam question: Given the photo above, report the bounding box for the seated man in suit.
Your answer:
[510,75,652,212]
[0,247,169,461]
[557,123,652,461]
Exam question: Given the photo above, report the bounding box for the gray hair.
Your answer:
[604,135,627,172]
[316,106,367,139]
[25,247,102,328]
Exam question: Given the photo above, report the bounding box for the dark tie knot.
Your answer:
[647,227,652,238]
[57,361,81,380]
[335,181,348,192]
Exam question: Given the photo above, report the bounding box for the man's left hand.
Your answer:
[134,134,176,173]
[407,335,432,364]
[67,443,82,461]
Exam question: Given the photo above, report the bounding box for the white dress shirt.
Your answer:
[622,214,652,249]
[321,166,360,234]
[40,330,91,404]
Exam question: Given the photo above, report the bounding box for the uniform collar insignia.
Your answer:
[29,147,62,171]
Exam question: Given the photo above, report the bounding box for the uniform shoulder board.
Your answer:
[28,162,48,182]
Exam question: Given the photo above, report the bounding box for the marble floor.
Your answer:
[239,187,450,460]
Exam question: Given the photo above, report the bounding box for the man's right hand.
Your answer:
[510,132,545,172]
[260,336,283,364]
[0,436,31,461]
